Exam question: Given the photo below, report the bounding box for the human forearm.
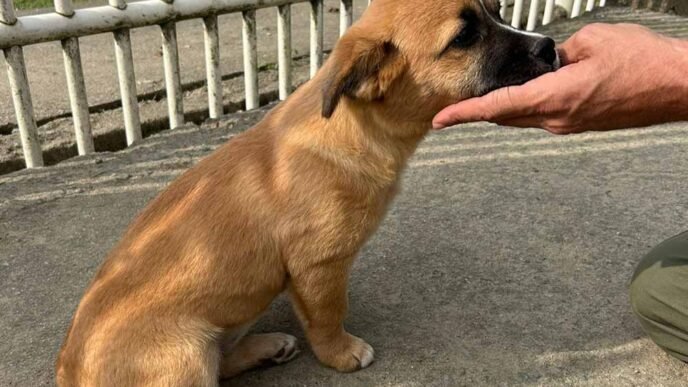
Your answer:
[614,34,688,129]
[668,38,688,123]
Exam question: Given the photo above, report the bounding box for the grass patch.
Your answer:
[14,0,88,10]
[14,0,57,9]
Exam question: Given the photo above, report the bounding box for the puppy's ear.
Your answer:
[322,34,405,118]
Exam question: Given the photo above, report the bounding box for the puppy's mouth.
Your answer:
[496,60,557,89]
[476,49,560,97]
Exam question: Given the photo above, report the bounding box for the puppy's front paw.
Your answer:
[312,333,374,372]
[348,337,374,370]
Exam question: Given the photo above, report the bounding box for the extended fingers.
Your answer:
[432,86,533,129]
[432,76,555,129]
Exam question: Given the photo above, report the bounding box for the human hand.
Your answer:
[432,23,688,134]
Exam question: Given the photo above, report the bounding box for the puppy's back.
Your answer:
[55,121,287,385]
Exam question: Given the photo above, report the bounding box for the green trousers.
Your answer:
[630,230,688,362]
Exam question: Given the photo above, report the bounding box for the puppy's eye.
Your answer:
[452,9,481,49]
[452,23,480,48]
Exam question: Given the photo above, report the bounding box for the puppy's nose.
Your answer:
[530,37,556,66]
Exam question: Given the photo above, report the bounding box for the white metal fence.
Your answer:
[0,0,608,170]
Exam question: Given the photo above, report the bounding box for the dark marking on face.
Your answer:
[453,9,482,49]
[441,0,559,97]
[438,8,481,57]
[479,27,557,94]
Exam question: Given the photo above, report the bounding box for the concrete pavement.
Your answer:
[2,108,688,385]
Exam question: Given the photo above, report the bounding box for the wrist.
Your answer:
[670,39,688,121]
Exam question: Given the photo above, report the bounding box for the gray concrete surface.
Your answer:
[616,0,688,15]
[2,109,688,386]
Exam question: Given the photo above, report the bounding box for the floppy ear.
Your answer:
[322,35,405,118]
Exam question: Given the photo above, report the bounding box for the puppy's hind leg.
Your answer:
[91,318,224,387]
[219,333,299,379]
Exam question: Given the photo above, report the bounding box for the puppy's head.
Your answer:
[322,0,559,123]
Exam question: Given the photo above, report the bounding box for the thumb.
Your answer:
[557,30,590,66]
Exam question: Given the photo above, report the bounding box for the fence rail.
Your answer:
[1,0,608,169]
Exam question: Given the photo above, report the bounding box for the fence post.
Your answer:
[340,0,352,36]
[585,0,595,11]
[109,0,126,9]
[2,0,43,167]
[277,4,292,100]
[310,0,323,78]
[54,0,75,17]
[242,10,259,110]
[543,0,556,25]
[571,0,584,16]
[0,0,16,25]
[4,46,44,168]
[512,0,524,28]
[109,0,141,145]
[203,15,223,118]
[113,28,142,145]
[161,20,185,129]
[57,0,95,155]
[526,0,541,31]
[62,37,95,155]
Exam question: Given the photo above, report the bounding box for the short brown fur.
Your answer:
[56,0,540,385]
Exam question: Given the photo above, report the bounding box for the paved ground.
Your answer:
[2,110,688,386]
[2,4,688,387]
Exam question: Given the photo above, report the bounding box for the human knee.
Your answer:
[630,233,688,320]
[630,269,661,320]
[630,260,665,320]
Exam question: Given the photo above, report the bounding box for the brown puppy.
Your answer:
[57,0,558,385]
